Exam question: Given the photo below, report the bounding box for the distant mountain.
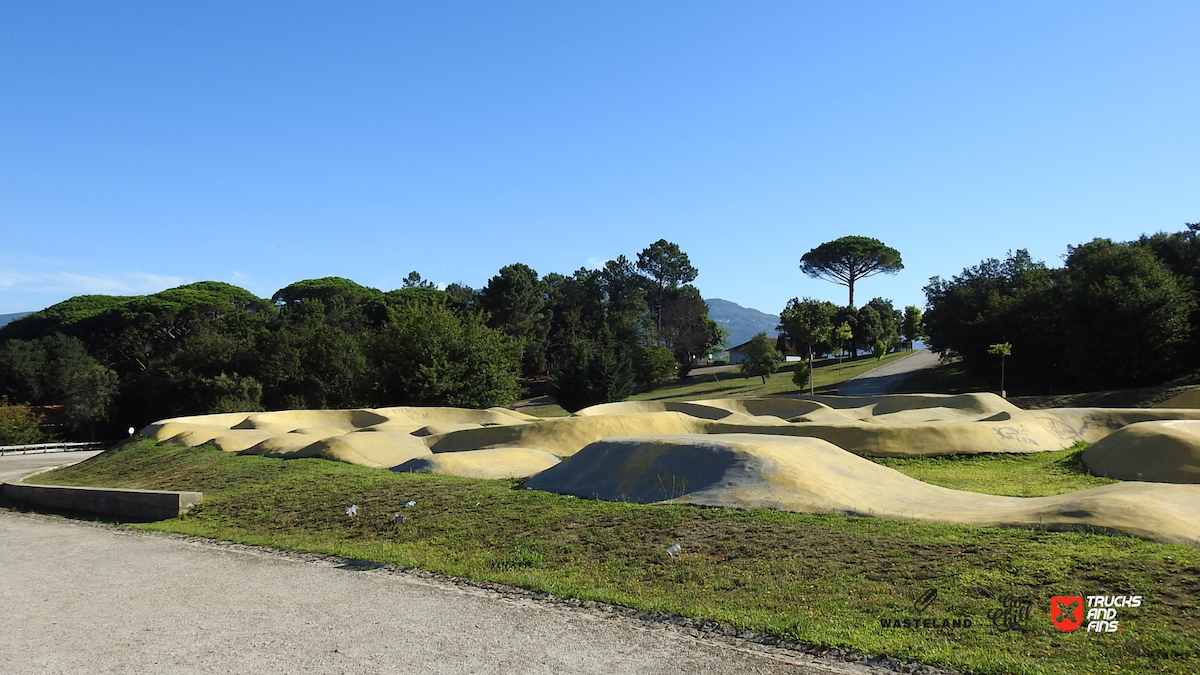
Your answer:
[0,312,33,328]
[705,298,780,350]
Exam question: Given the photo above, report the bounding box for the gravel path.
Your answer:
[836,350,942,396]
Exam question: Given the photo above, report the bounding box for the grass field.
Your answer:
[520,350,914,417]
[21,438,1200,675]
[870,443,1118,497]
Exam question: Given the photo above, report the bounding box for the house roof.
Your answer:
[729,336,778,352]
[729,335,802,355]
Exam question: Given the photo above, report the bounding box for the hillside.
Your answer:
[705,298,779,348]
[0,312,32,328]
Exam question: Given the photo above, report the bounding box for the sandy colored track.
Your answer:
[1083,420,1200,483]
[145,393,1200,468]
[138,395,1200,544]
[523,434,1200,546]
[0,511,884,675]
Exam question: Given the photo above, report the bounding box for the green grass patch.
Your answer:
[21,437,1200,675]
[521,352,917,417]
[873,443,1119,497]
[515,403,570,418]
[635,352,913,401]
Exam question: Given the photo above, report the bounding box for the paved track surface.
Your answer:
[837,350,942,397]
[0,510,878,675]
[0,450,102,484]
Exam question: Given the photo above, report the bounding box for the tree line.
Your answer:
[922,224,1200,392]
[0,240,724,439]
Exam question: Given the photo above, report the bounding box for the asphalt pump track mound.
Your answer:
[138,393,1200,545]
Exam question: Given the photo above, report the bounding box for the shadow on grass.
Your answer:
[648,384,762,401]
[892,360,989,395]
[1051,446,1094,476]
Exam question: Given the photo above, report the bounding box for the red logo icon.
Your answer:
[1051,596,1084,632]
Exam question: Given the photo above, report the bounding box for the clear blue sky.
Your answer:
[2,1,1197,316]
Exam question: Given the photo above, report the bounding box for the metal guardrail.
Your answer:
[0,441,108,455]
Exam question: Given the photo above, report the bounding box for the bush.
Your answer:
[0,397,43,445]
[872,339,887,361]
[791,361,811,388]
[632,344,677,390]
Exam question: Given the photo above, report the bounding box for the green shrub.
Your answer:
[791,360,811,387]
[632,344,677,390]
[0,397,44,446]
[872,339,887,361]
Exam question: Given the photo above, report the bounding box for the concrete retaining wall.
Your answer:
[1,480,202,520]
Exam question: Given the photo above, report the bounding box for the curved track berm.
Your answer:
[140,393,1200,545]
[523,433,1200,546]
